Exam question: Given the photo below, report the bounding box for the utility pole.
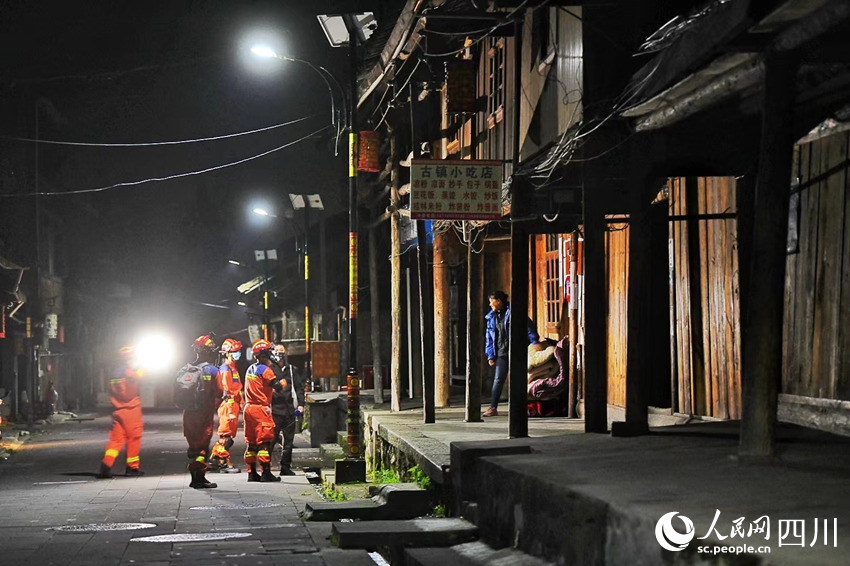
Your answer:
[303,196,311,387]
[389,129,403,412]
[334,13,366,483]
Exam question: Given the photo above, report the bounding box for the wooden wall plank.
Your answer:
[797,140,820,396]
[727,177,742,419]
[668,181,680,413]
[813,132,847,398]
[837,132,850,400]
[606,225,629,407]
[697,177,711,415]
[676,179,693,413]
[782,147,801,393]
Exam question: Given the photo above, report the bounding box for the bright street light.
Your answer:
[228,259,243,266]
[252,207,276,218]
[249,43,343,134]
[237,301,246,307]
[135,331,177,373]
[250,45,278,59]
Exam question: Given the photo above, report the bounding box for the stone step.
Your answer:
[319,548,381,566]
[320,443,345,467]
[336,430,364,452]
[332,518,478,551]
[305,482,431,522]
[405,541,554,566]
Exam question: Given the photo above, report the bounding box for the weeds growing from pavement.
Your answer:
[368,467,401,484]
[406,465,432,491]
[320,480,349,502]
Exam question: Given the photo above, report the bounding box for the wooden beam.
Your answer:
[465,235,484,422]
[368,217,384,404]
[417,220,436,424]
[433,230,451,407]
[613,182,652,436]
[509,223,529,438]
[739,51,798,460]
[390,132,403,413]
[583,185,608,433]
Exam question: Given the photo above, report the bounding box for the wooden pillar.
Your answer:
[433,230,451,407]
[507,14,528,439]
[509,224,529,438]
[417,221,436,424]
[567,232,579,418]
[740,52,797,459]
[465,230,483,422]
[583,186,608,433]
[614,182,651,436]
[685,177,707,414]
[368,219,383,404]
[389,131,402,412]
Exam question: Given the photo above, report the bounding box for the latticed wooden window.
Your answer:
[543,234,562,334]
[487,37,505,122]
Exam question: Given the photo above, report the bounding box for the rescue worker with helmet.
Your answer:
[98,345,144,478]
[243,339,284,482]
[183,334,222,489]
[270,341,305,477]
[209,338,243,473]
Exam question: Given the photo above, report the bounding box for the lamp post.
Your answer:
[253,247,277,341]
[249,46,344,137]
[289,193,323,390]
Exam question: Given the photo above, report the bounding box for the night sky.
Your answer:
[0,2,350,346]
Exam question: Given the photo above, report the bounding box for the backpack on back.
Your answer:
[174,363,206,410]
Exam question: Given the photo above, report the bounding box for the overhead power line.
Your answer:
[0,124,333,198]
[0,114,319,147]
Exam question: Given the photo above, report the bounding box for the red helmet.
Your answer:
[220,338,243,354]
[251,339,272,356]
[119,346,136,359]
[193,334,217,352]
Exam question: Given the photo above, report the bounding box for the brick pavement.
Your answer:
[0,409,373,566]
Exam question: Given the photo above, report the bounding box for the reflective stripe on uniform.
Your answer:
[105,449,119,458]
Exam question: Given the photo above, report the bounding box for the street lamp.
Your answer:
[250,45,343,131]
[252,207,276,218]
[253,248,278,340]
[289,193,323,389]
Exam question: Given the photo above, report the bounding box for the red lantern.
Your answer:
[358,130,380,172]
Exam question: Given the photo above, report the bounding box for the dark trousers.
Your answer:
[272,412,296,469]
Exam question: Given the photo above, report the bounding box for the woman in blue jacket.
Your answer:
[484,290,540,417]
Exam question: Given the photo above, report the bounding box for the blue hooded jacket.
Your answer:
[485,305,540,361]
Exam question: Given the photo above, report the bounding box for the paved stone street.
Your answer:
[0,409,358,566]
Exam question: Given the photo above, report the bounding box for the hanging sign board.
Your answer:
[410,159,503,220]
[45,313,58,339]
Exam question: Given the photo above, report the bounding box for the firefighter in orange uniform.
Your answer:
[243,339,283,482]
[183,334,222,489]
[210,338,243,473]
[98,346,144,478]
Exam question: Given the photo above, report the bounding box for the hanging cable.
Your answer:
[0,124,332,197]
[0,114,319,147]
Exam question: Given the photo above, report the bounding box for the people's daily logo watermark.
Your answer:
[655,512,695,552]
[654,510,837,556]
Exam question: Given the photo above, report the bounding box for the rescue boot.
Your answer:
[97,462,112,479]
[279,464,296,477]
[260,464,281,483]
[124,467,145,477]
[189,469,217,489]
[219,458,241,474]
[247,464,262,482]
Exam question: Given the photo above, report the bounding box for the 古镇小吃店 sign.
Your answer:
[410,160,503,220]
